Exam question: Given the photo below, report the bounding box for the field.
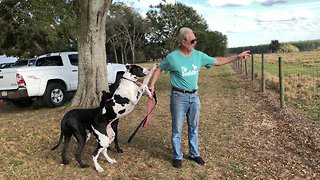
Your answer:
[1,62,320,179]
[244,51,320,120]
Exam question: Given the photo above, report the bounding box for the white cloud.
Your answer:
[207,0,252,7]
[234,9,257,17]
[230,20,260,33]
[189,3,210,12]
[253,8,319,33]
[256,0,288,6]
[139,0,175,7]
[255,8,318,23]
[118,0,177,18]
[207,0,288,7]
[291,8,317,19]
[204,12,260,34]
[256,10,295,22]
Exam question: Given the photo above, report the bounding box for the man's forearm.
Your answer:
[215,54,239,66]
[149,67,162,90]
[215,50,250,66]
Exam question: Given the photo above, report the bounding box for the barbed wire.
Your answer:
[234,51,320,120]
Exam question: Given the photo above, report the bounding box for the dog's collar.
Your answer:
[121,77,142,87]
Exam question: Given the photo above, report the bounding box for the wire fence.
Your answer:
[233,51,320,121]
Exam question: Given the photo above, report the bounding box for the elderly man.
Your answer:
[149,27,250,168]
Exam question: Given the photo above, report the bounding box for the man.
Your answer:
[149,27,250,168]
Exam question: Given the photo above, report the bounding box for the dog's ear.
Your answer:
[101,91,108,100]
[102,90,108,97]
[125,64,131,70]
[100,90,112,107]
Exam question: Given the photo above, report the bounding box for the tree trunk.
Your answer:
[121,50,125,64]
[130,43,135,64]
[71,0,112,108]
[112,43,118,63]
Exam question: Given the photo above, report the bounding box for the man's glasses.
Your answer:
[190,39,197,44]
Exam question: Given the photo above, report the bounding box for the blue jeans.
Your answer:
[170,90,201,160]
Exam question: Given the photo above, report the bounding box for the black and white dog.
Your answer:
[91,64,152,172]
[52,64,152,172]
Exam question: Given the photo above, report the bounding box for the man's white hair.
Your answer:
[177,27,193,46]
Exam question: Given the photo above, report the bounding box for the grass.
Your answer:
[243,51,320,121]
[1,60,319,179]
[248,59,320,78]
[0,63,248,179]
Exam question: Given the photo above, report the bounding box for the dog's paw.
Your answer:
[116,148,123,153]
[108,159,117,164]
[146,89,153,98]
[96,167,105,173]
[80,164,90,168]
[140,84,148,91]
[62,160,69,165]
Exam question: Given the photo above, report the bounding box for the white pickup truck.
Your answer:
[0,52,126,107]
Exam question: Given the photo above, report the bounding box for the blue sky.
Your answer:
[116,0,320,48]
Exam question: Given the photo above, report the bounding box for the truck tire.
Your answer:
[12,99,34,108]
[43,83,66,108]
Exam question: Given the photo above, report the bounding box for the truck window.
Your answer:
[36,56,63,66]
[68,54,78,66]
[28,58,36,66]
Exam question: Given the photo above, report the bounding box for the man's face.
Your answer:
[182,32,197,51]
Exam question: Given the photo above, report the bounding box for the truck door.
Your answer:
[68,54,78,90]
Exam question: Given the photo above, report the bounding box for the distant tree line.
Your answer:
[229,39,320,54]
[290,40,320,51]
[0,1,228,63]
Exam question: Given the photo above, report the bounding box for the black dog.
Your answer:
[51,90,122,168]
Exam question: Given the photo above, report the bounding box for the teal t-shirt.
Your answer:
[158,49,216,90]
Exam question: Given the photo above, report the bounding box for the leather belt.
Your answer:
[172,86,197,93]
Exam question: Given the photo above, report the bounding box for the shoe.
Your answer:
[189,156,205,165]
[172,159,182,168]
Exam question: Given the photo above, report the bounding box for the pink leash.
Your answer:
[128,91,157,143]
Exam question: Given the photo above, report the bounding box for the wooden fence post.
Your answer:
[251,54,254,80]
[279,57,285,108]
[245,57,248,76]
[261,54,265,92]
[240,58,243,73]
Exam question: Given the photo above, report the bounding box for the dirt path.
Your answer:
[0,65,319,179]
[226,72,320,178]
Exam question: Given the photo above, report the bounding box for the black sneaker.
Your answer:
[189,156,205,165]
[172,159,182,168]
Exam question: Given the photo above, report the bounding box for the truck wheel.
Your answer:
[43,83,66,108]
[12,99,34,108]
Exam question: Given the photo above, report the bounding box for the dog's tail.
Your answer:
[51,131,63,151]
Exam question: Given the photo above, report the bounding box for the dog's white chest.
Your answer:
[92,126,115,147]
[117,83,141,101]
